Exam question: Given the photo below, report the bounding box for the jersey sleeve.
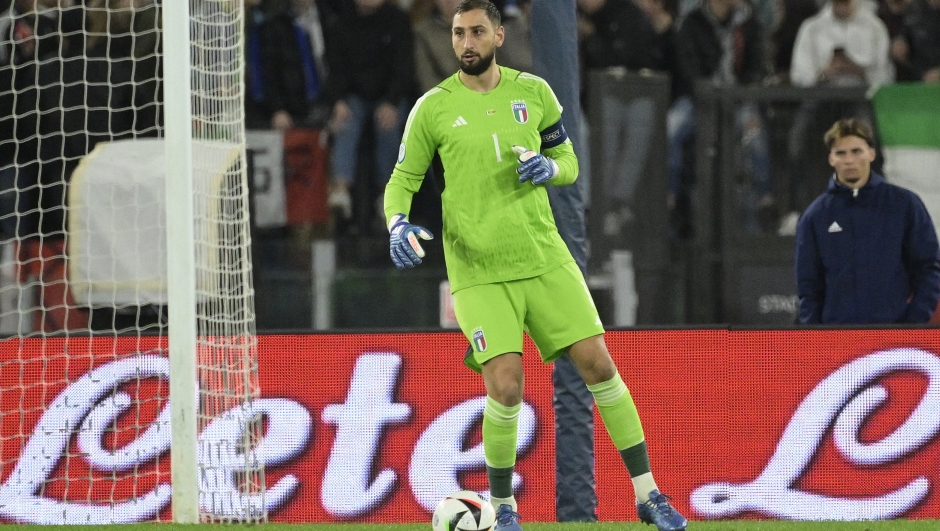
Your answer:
[384,90,440,225]
[534,77,577,186]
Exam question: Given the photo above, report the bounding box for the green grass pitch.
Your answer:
[4,522,939,531]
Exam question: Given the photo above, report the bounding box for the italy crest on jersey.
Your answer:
[511,101,528,124]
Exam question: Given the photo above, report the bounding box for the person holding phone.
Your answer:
[790,0,893,87]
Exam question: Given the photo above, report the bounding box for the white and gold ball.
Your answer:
[431,491,496,531]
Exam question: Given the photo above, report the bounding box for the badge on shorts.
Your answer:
[511,101,528,124]
[472,328,487,352]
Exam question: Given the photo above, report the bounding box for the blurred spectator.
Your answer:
[578,0,671,74]
[877,0,917,81]
[671,0,774,234]
[768,0,818,83]
[672,0,767,117]
[795,118,940,324]
[577,0,676,236]
[322,0,414,225]
[904,0,940,82]
[247,0,337,130]
[413,0,463,92]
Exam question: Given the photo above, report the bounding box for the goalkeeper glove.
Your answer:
[513,145,558,185]
[388,213,434,269]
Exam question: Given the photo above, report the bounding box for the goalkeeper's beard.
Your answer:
[459,50,496,76]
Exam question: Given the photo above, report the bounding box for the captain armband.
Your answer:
[539,119,568,150]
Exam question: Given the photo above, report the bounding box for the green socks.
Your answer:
[483,374,652,495]
[483,396,520,498]
[587,373,649,476]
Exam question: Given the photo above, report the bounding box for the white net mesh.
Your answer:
[189,0,264,522]
[0,0,262,523]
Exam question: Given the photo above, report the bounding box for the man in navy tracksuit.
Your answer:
[795,118,940,324]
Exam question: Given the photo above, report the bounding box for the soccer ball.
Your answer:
[431,491,496,531]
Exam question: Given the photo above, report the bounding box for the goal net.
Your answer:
[0,0,263,523]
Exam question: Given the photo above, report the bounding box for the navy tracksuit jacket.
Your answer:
[795,172,940,324]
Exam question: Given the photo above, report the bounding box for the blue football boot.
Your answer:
[636,490,688,531]
[493,504,523,531]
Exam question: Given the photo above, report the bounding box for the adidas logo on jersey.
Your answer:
[452,116,467,127]
[828,221,842,233]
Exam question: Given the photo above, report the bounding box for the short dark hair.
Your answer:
[824,118,875,148]
[454,0,501,27]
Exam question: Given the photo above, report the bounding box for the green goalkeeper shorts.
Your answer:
[453,261,605,372]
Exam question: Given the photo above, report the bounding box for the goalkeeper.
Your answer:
[384,1,687,531]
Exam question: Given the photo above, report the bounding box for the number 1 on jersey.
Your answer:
[492,133,502,162]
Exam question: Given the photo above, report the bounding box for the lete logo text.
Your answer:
[0,352,537,524]
[690,348,940,520]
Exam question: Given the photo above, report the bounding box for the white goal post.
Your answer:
[0,0,262,524]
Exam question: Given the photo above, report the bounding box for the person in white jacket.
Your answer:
[789,0,893,88]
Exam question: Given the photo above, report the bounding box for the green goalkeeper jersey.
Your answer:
[384,66,579,292]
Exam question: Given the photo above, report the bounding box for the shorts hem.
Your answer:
[538,326,605,364]
[465,348,523,373]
